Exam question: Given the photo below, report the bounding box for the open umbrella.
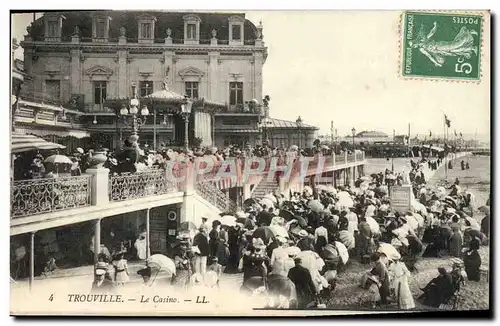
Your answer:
[319,244,338,261]
[44,154,73,165]
[269,225,288,238]
[377,243,401,261]
[236,217,247,224]
[308,200,323,213]
[252,226,275,244]
[220,215,237,227]
[146,254,176,275]
[294,215,308,228]
[260,197,275,209]
[279,209,296,221]
[179,221,197,232]
[366,216,380,235]
[263,193,278,204]
[334,241,349,265]
[297,250,324,273]
[244,198,258,206]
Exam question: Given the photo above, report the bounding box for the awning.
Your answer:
[11,132,66,153]
[422,144,444,152]
[14,127,90,139]
[215,129,260,133]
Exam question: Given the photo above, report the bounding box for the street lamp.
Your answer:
[180,96,193,153]
[392,129,396,172]
[118,98,149,136]
[296,116,303,148]
[351,127,356,150]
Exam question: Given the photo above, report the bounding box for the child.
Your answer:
[112,251,129,286]
[207,256,223,278]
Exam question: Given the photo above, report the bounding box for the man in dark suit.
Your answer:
[287,257,317,308]
[193,227,210,275]
[257,205,273,227]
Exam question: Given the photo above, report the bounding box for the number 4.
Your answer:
[455,57,473,74]
[49,294,54,301]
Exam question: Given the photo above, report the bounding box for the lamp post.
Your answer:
[392,129,396,172]
[180,96,193,153]
[351,127,356,150]
[296,116,303,148]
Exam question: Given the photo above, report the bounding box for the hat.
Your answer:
[95,268,106,276]
[177,232,191,242]
[109,158,118,166]
[298,230,308,237]
[95,261,108,275]
[287,246,301,257]
[252,237,266,250]
[293,257,302,264]
[76,147,84,154]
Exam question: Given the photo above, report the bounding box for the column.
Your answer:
[208,52,220,101]
[333,170,337,187]
[243,183,251,200]
[86,167,110,206]
[93,219,101,264]
[29,232,35,291]
[145,208,151,259]
[117,50,128,98]
[70,49,82,94]
[253,53,264,101]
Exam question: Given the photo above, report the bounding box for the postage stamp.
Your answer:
[401,11,483,80]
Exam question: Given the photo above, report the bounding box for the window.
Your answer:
[139,81,154,97]
[186,24,197,40]
[232,25,242,40]
[47,21,58,37]
[93,81,107,105]
[229,82,243,106]
[95,20,106,38]
[141,23,152,39]
[185,82,199,99]
[45,80,60,101]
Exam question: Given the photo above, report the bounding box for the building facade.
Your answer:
[20,11,268,149]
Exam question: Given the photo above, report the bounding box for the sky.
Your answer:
[11,11,491,140]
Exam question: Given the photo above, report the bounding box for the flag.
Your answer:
[444,114,451,128]
[454,130,457,137]
[429,130,432,137]
[460,132,463,137]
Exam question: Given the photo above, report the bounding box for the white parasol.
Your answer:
[334,241,349,265]
[220,215,237,227]
[365,216,380,235]
[44,154,73,165]
[377,243,401,261]
[259,197,274,209]
[297,250,325,273]
[269,225,288,238]
[146,254,176,275]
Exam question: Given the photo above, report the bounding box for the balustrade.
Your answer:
[195,181,237,213]
[108,169,177,202]
[11,175,91,218]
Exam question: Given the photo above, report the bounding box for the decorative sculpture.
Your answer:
[120,27,126,37]
[211,29,217,39]
[73,26,80,36]
[166,28,172,38]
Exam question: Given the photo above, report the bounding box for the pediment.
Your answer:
[228,15,245,24]
[85,65,113,77]
[178,66,205,78]
[183,14,201,22]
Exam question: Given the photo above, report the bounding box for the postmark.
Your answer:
[401,11,483,80]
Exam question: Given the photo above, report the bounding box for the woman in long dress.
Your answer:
[449,217,463,257]
[389,260,415,310]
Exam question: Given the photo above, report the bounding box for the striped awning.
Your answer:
[14,127,90,139]
[11,132,66,153]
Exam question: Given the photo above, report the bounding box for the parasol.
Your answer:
[179,221,197,232]
[334,241,349,265]
[263,193,278,204]
[321,145,329,150]
[377,243,401,261]
[279,209,296,221]
[252,226,275,244]
[269,225,288,238]
[220,215,237,227]
[374,185,388,197]
[319,244,338,261]
[308,200,323,213]
[244,198,258,206]
[236,217,247,224]
[366,216,380,235]
[359,176,372,182]
[44,154,73,165]
[289,145,299,151]
[405,215,419,230]
[297,250,325,273]
[146,254,176,275]
[259,198,275,209]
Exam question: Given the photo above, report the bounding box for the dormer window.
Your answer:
[92,15,111,42]
[138,15,156,44]
[44,13,65,41]
[228,16,245,46]
[183,14,201,45]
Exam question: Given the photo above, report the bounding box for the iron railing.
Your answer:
[108,169,177,202]
[11,175,91,218]
[195,181,237,213]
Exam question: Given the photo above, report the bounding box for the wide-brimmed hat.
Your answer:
[137,266,151,277]
[298,230,308,237]
[252,237,266,250]
[76,147,84,154]
[95,261,108,275]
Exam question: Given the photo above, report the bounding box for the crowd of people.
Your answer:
[89,155,490,311]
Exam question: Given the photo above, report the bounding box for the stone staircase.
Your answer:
[251,178,279,199]
[195,181,238,213]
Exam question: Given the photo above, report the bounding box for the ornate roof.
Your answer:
[356,130,389,138]
[266,117,318,130]
[26,11,259,43]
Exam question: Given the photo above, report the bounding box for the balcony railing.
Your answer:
[11,175,91,218]
[195,181,237,213]
[108,170,177,202]
[19,90,63,107]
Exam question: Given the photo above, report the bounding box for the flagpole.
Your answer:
[444,114,448,180]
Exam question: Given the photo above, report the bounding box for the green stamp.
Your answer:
[402,11,482,80]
